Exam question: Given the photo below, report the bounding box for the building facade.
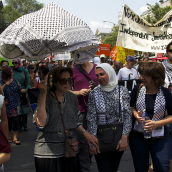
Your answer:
[95,28,111,42]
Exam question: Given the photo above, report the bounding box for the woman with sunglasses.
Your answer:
[12,59,31,132]
[33,67,98,172]
[129,62,172,172]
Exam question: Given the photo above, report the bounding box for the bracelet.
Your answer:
[82,130,86,135]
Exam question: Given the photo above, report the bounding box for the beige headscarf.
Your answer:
[96,63,118,92]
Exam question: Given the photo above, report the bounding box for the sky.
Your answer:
[3,0,159,33]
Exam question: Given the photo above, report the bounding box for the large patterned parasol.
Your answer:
[0,2,99,60]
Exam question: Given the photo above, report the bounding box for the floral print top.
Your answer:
[1,79,21,117]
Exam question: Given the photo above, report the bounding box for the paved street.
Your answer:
[4,113,135,172]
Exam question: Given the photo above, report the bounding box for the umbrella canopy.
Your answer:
[0,2,99,60]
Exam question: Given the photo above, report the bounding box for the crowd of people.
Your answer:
[1,41,172,172]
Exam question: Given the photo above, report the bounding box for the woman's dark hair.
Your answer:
[39,65,49,76]
[1,67,12,80]
[138,62,165,87]
[48,67,73,91]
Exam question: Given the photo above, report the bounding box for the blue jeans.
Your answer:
[129,131,171,172]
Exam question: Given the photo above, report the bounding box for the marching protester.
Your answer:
[129,62,172,172]
[100,54,106,63]
[12,59,31,132]
[1,67,27,145]
[118,56,139,80]
[86,63,132,172]
[113,61,123,75]
[28,65,37,88]
[36,65,49,88]
[71,50,99,172]
[0,60,9,82]
[33,67,98,172]
[162,41,172,172]
[0,83,12,172]
[22,60,28,69]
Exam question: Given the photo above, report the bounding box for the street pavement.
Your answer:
[4,113,135,172]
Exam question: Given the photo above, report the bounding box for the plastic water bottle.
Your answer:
[144,112,152,139]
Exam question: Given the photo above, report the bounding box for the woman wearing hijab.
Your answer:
[13,59,31,131]
[86,63,132,172]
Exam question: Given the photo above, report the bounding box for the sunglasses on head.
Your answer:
[12,62,18,65]
[59,78,72,85]
[168,49,172,54]
[2,65,8,67]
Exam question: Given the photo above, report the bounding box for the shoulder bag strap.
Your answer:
[76,64,95,85]
[118,85,121,123]
[53,91,67,139]
[136,83,143,100]
[23,68,27,88]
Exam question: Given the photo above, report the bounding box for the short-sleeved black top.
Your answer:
[130,84,172,119]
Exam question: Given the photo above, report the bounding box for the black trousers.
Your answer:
[95,151,124,172]
[77,112,91,172]
[34,156,77,172]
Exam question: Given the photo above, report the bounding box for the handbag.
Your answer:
[97,86,123,152]
[54,91,79,158]
[14,79,28,105]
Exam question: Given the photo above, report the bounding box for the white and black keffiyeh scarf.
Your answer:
[162,60,172,78]
[134,85,166,132]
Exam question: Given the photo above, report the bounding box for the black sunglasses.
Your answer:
[59,78,72,85]
[168,49,172,54]
[12,62,18,65]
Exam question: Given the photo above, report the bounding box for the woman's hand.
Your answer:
[89,146,98,155]
[39,80,47,95]
[83,132,99,152]
[116,135,128,151]
[6,79,13,86]
[78,89,91,96]
[144,120,158,132]
[21,89,27,93]
[134,111,144,124]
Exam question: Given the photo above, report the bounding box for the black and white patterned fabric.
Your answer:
[0,3,99,59]
[162,60,172,78]
[33,91,82,158]
[136,85,166,121]
[86,85,132,136]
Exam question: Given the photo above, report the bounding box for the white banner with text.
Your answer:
[116,4,172,53]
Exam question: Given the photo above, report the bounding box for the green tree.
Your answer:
[144,3,171,24]
[102,25,119,51]
[1,0,43,29]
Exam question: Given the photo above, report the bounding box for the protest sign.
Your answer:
[96,44,110,56]
[117,4,172,53]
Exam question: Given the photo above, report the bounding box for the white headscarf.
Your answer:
[96,63,118,92]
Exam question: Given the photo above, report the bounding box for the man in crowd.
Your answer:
[118,56,139,80]
[22,60,28,69]
[113,61,123,75]
[0,60,9,81]
[100,54,106,63]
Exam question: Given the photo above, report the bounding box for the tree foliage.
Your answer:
[144,3,171,24]
[1,0,43,30]
[101,26,119,51]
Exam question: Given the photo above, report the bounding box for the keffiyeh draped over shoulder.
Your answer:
[96,63,118,92]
